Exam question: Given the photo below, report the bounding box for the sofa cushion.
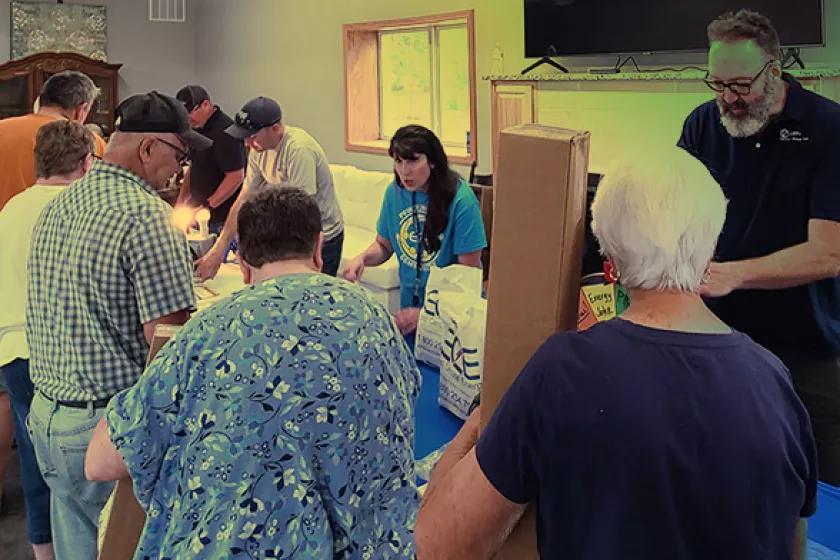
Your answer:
[341,224,400,290]
[331,164,392,234]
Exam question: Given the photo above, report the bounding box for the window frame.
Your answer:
[343,10,477,165]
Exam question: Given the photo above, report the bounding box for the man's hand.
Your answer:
[699,262,743,298]
[394,307,421,334]
[196,242,226,281]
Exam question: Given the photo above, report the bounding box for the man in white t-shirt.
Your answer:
[196,96,344,279]
[0,120,95,560]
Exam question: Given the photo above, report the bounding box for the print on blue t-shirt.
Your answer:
[376,178,487,309]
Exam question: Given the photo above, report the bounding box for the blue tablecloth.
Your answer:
[413,359,464,461]
[811,482,840,553]
[408,334,464,461]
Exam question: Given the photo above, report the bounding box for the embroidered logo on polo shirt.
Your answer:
[779,128,809,142]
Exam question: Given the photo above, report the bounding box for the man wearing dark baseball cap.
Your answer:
[195,96,344,279]
[175,85,245,233]
[26,90,208,558]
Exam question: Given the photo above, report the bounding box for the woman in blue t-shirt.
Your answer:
[343,125,487,334]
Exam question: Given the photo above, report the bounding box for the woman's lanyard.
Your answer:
[411,191,425,307]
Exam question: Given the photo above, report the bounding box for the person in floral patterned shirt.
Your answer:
[85,186,422,559]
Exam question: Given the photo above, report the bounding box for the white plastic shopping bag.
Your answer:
[415,264,483,368]
[438,295,487,420]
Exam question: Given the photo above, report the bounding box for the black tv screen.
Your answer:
[524,0,825,57]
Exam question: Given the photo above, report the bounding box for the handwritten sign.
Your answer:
[577,290,598,331]
[584,284,616,321]
[616,285,630,315]
[578,282,630,331]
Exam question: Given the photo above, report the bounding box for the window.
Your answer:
[343,11,476,164]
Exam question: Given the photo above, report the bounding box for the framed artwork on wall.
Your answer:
[10,1,107,61]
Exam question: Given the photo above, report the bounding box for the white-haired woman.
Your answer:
[414,145,818,560]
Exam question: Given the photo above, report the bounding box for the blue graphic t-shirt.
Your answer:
[106,273,422,559]
[376,178,487,309]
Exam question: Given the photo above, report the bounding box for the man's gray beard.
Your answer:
[719,80,781,138]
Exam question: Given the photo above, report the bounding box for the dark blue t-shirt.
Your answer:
[678,75,840,357]
[476,319,818,559]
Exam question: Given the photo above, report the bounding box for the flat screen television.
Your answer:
[524,0,825,57]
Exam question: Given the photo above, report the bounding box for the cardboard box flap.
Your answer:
[503,123,590,143]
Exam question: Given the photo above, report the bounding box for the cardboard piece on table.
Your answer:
[481,124,590,559]
[98,324,181,560]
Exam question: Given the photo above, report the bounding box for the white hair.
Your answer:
[591,145,727,292]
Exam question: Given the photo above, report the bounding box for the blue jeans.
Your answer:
[0,359,51,545]
[322,230,344,277]
[28,392,114,560]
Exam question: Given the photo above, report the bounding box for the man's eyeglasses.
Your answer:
[704,59,777,96]
[154,137,190,165]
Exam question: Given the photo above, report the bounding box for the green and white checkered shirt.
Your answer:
[27,161,196,401]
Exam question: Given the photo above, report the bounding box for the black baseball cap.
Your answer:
[115,91,213,150]
[175,84,210,112]
[224,97,282,139]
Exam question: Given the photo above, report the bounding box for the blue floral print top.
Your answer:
[106,273,422,559]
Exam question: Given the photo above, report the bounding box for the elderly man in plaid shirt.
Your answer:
[25,91,212,560]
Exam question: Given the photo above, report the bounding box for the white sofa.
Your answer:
[331,164,401,314]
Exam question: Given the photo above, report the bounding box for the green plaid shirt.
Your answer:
[27,161,195,401]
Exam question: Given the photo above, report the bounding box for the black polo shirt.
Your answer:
[188,107,245,225]
[678,74,840,357]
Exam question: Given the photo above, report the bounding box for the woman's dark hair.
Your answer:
[389,125,459,254]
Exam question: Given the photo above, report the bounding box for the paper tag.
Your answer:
[616,285,631,315]
[584,284,616,321]
[577,289,598,331]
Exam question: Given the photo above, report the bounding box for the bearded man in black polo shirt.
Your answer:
[679,10,840,486]
[175,85,245,233]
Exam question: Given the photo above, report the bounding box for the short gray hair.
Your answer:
[708,10,782,61]
[38,71,99,111]
[591,146,726,292]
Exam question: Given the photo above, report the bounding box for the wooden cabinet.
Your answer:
[491,82,535,174]
[0,51,122,134]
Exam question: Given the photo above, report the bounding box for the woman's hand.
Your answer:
[343,255,366,283]
[394,307,421,334]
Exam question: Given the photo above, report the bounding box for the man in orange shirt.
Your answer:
[0,71,107,209]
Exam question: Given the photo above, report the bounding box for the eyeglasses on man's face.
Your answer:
[154,137,190,166]
[704,59,777,96]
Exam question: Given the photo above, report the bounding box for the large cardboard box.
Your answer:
[98,324,181,560]
[481,124,590,559]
